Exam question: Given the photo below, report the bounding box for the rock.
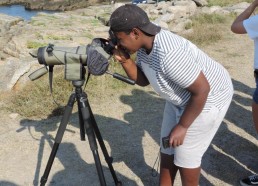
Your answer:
[224,2,250,14]
[201,5,222,14]
[9,113,20,119]
[192,0,208,7]
[158,21,169,30]
[0,0,98,11]
[0,57,31,91]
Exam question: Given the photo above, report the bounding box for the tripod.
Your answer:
[40,79,122,186]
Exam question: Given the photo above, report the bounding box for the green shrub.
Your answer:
[27,41,47,49]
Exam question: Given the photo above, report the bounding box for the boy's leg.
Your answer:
[159,153,201,186]
[159,153,178,186]
[179,167,201,186]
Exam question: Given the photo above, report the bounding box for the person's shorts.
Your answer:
[253,70,258,104]
[160,100,231,168]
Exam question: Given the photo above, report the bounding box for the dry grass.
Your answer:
[3,61,131,118]
[181,13,231,46]
[207,0,253,7]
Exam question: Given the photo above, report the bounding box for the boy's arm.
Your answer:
[112,47,149,86]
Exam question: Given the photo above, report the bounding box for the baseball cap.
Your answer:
[109,4,161,35]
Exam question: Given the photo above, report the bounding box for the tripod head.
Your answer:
[72,79,85,88]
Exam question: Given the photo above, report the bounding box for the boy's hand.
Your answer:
[113,46,130,64]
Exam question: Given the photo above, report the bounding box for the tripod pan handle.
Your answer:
[112,73,135,85]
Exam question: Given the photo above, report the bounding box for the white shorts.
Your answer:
[160,101,231,168]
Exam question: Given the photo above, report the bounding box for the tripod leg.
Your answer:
[78,93,107,186]
[40,93,76,186]
[88,103,122,186]
[77,99,86,141]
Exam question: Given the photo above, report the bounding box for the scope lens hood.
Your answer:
[28,66,48,81]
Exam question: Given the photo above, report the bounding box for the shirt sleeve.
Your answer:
[243,15,258,39]
[161,47,201,88]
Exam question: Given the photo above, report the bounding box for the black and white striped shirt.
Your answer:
[136,29,233,111]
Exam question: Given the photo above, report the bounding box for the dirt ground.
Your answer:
[0,16,258,186]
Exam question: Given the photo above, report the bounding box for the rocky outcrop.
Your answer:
[24,0,95,11]
[0,0,104,11]
[0,14,23,60]
[0,1,251,92]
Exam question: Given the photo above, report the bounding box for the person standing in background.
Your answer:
[231,0,258,186]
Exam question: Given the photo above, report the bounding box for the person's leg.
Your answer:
[239,72,258,186]
[252,72,258,133]
[252,101,258,133]
[159,153,178,186]
[179,167,201,186]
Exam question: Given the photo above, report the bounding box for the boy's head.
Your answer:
[109,4,161,35]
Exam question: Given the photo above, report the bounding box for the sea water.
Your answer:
[0,4,56,20]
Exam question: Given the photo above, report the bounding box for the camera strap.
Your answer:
[84,70,91,89]
[49,65,54,94]
[151,149,160,177]
[48,65,62,107]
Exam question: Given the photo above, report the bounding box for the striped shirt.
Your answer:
[136,29,233,111]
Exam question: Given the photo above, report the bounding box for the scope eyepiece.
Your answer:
[46,44,54,53]
[102,29,118,55]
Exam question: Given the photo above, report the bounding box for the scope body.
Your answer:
[37,45,88,66]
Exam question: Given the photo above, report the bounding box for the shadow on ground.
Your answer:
[15,78,258,186]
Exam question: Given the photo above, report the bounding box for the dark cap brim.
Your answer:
[138,22,161,35]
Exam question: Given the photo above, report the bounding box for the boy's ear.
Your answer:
[131,28,140,37]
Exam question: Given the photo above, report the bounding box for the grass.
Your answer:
[181,13,230,46]
[2,0,246,118]
[27,41,48,49]
[207,0,253,7]
[3,60,130,118]
[45,34,72,40]
[4,67,73,118]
